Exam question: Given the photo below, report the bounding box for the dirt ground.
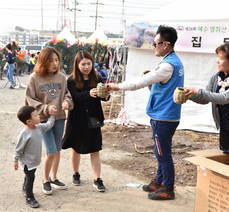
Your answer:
[0,75,219,212]
[102,92,219,187]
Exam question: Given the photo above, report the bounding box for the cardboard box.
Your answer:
[185,149,229,212]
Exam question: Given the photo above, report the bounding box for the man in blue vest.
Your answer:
[107,25,184,200]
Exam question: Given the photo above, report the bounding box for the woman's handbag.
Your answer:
[88,117,103,129]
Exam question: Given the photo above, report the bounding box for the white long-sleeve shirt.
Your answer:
[118,62,174,91]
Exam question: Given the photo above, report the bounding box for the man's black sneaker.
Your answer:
[142,179,161,192]
[72,173,81,186]
[93,178,106,192]
[26,197,39,208]
[42,182,52,195]
[148,185,175,200]
[9,85,15,89]
[50,179,67,190]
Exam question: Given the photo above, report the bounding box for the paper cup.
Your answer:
[97,83,107,98]
[173,87,187,104]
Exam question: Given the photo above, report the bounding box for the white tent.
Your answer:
[57,26,76,45]
[87,27,108,44]
[124,0,229,133]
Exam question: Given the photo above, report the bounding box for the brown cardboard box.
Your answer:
[185,149,229,212]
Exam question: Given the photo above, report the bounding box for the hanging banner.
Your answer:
[125,21,229,53]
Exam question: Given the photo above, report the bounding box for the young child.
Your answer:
[13,106,55,208]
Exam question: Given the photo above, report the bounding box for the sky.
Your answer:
[0,0,176,34]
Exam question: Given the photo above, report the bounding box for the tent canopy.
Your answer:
[87,27,108,44]
[57,26,76,45]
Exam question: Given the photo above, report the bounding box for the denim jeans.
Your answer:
[150,119,179,190]
[42,119,65,154]
[6,63,16,86]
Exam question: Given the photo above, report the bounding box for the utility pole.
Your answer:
[121,0,126,39]
[57,0,71,31]
[73,0,77,36]
[41,0,44,31]
[68,0,81,37]
[95,0,99,30]
[90,0,103,31]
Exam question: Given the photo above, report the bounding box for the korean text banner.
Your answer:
[125,21,229,53]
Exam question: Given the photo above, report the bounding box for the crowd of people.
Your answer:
[0,41,109,90]
[12,24,229,209]
[0,41,40,88]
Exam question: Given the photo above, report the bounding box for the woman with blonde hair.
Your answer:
[26,46,73,195]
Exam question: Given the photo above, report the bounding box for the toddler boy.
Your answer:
[13,106,55,208]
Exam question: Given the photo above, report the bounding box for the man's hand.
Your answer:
[106,83,120,91]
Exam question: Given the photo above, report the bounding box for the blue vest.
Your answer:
[146,52,184,121]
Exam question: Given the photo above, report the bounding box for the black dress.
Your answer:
[62,76,106,154]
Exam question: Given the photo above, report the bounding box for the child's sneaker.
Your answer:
[26,197,39,208]
[72,173,80,186]
[148,185,175,200]
[93,178,106,192]
[50,179,67,190]
[43,182,52,195]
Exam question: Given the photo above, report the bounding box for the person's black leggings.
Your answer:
[23,165,36,198]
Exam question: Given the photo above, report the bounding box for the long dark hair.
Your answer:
[72,50,98,89]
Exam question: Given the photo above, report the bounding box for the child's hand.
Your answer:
[62,101,70,110]
[14,161,18,170]
[48,105,57,115]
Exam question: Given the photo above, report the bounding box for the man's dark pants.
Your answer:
[150,119,179,190]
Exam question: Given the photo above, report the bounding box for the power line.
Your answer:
[1,0,176,33]
[67,0,81,37]
[41,0,44,31]
[121,0,126,38]
[0,0,164,10]
[0,7,157,16]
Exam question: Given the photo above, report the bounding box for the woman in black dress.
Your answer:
[62,50,109,192]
